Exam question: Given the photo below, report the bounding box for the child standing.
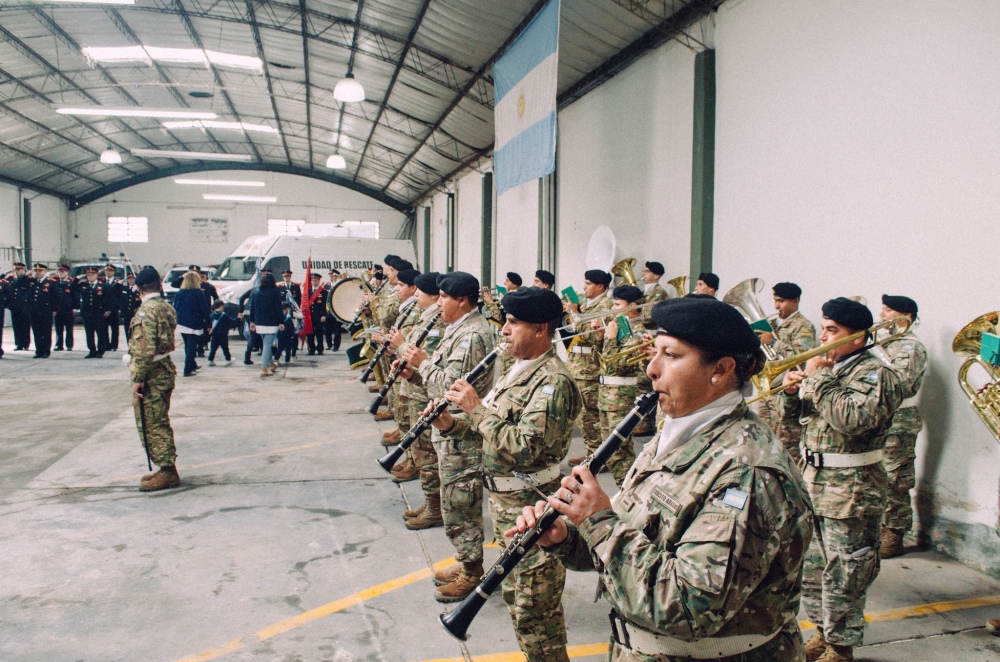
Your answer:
[278,303,298,364]
[208,301,240,365]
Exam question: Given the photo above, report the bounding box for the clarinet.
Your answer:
[438,391,660,641]
[367,312,442,414]
[359,300,417,383]
[376,343,507,473]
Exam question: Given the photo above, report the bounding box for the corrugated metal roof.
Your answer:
[0,0,721,210]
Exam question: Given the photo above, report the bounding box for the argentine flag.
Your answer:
[494,0,559,196]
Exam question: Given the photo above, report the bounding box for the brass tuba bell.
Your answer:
[611,258,638,287]
[723,278,777,360]
[666,275,688,298]
[952,311,1000,441]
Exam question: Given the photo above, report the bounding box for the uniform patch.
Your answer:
[460,341,470,349]
[861,371,879,385]
[138,311,146,317]
[722,488,748,510]
[428,330,440,337]
[542,384,555,395]
[650,486,681,515]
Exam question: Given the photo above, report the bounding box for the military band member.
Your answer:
[639,261,668,327]
[54,264,78,351]
[402,272,498,602]
[692,271,719,297]
[128,267,180,492]
[780,298,903,662]
[395,272,447,519]
[10,262,31,350]
[755,282,817,462]
[564,269,613,467]
[512,297,813,662]
[534,269,555,290]
[79,266,111,358]
[875,294,927,559]
[482,271,522,326]
[27,264,60,358]
[306,272,327,355]
[119,272,142,338]
[325,269,344,351]
[102,264,122,351]
[593,285,651,486]
[379,268,421,449]
[434,287,581,662]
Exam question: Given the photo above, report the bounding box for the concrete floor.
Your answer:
[1,330,1000,662]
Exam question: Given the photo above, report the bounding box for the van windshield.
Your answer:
[214,256,259,281]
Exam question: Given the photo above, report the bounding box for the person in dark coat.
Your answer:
[324,269,344,351]
[9,262,31,350]
[0,271,11,357]
[172,271,211,377]
[207,300,240,364]
[79,266,111,357]
[53,264,79,351]
[27,264,61,358]
[119,272,142,335]
[277,269,302,307]
[277,302,298,364]
[249,272,284,376]
[102,264,123,350]
[305,272,327,356]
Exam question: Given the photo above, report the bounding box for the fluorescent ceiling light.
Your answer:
[57,106,217,119]
[162,120,278,135]
[334,73,365,103]
[82,46,262,73]
[203,194,277,203]
[175,178,265,187]
[99,147,122,164]
[43,1,135,4]
[326,154,347,169]
[131,148,252,162]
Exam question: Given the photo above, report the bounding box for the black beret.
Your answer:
[395,259,414,272]
[685,292,715,299]
[506,271,523,287]
[612,285,643,303]
[772,282,802,299]
[502,287,564,324]
[396,268,419,286]
[383,255,401,268]
[535,269,555,286]
[584,269,612,286]
[698,272,720,290]
[651,298,760,355]
[437,271,479,298]
[882,294,918,316]
[645,261,665,276]
[415,272,440,295]
[135,266,161,287]
[822,297,873,331]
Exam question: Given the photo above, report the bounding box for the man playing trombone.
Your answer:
[780,297,903,662]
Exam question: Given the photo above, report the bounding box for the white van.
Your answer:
[211,235,417,310]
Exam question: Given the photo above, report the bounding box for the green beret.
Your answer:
[396,268,419,286]
[436,271,479,298]
[135,266,161,287]
[584,269,611,286]
[651,298,760,355]
[502,287,564,324]
[612,285,643,303]
[822,297,873,331]
[881,294,917,316]
[415,272,440,295]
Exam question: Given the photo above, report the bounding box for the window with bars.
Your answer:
[342,220,380,238]
[107,216,148,243]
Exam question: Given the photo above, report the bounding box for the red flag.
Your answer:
[300,258,313,337]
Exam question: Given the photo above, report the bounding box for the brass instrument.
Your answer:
[599,338,655,368]
[610,257,638,287]
[480,286,503,303]
[556,301,656,334]
[666,275,688,298]
[953,312,1000,439]
[723,278,777,360]
[747,315,911,404]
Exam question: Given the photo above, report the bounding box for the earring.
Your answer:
[711,377,717,384]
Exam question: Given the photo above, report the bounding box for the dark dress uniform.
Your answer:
[0,276,11,357]
[102,276,122,350]
[323,282,343,350]
[54,276,79,350]
[11,272,32,350]
[27,274,61,357]
[276,281,302,307]
[79,279,111,357]
[120,284,142,333]
[306,285,326,355]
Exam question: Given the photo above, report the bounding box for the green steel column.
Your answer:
[22,198,32,268]
[423,206,431,272]
[482,173,493,286]
[690,49,715,283]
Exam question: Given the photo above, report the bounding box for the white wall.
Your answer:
[713,0,1000,567]
[428,191,450,273]
[455,171,484,279]
[496,178,540,286]
[68,171,407,273]
[0,182,68,267]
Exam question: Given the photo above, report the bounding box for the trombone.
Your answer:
[556,301,656,333]
[747,315,912,404]
[599,338,655,368]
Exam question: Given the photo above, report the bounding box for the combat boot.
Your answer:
[433,564,461,586]
[374,409,394,421]
[567,456,585,466]
[403,502,426,520]
[405,494,443,530]
[880,527,905,558]
[804,632,828,662]
[816,644,853,662]
[140,466,180,492]
[382,428,401,446]
[368,383,380,393]
[986,618,1000,636]
[391,462,419,484]
[434,561,483,603]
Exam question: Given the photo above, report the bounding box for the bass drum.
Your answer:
[327,277,368,324]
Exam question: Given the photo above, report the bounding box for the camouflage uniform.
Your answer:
[640,283,669,327]
[416,311,498,563]
[756,310,817,463]
[549,403,814,661]
[446,347,582,662]
[877,331,927,532]
[566,294,612,455]
[399,304,446,497]
[780,349,903,647]
[598,317,652,486]
[389,299,421,439]
[128,295,178,467]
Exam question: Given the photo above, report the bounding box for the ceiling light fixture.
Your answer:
[46,0,135,5]
[175,178,265,187]
[203,194,277,203]
[162,120,279,134]
[333,72,365,103]
[82,46,262,73]
[326,154,347,169]
[99,147,122,164]
[131,148,252,162]
[58,107,217,120]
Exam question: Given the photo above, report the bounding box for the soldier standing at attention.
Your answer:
[129,267,181,492]
[780,298,903,662]
[277,269,302,306]
[433,287,581,662]
[306,272,327,356]
[102,264,122,351]
[512,297,813,661]
[875,294,927,559]
[119,272,142,335]
[593,284,651,486]
[564,269,612,466]
[53,264,78,352]
[639,261,669,327]
[379,268,421,451]
[0,270,11,357]
[27,263,60,358]
[79,266,111,358]
[10,262,32,351]
[402,272,498,603]
[755,282,817,462]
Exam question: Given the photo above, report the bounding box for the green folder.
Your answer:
[561,286,579,304]
[750,318,773,334]
[495,285,507,295]
[981,332,1000,366]
[616,315,633,342]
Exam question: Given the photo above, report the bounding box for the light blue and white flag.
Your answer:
[493,0,559,196]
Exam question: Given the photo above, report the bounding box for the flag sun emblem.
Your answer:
[517,93,526,119]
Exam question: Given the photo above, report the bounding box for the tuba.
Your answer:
[666,275,688,298]
[723,278,777,360]
[611,258,638,287]
[953,312,1000,440]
